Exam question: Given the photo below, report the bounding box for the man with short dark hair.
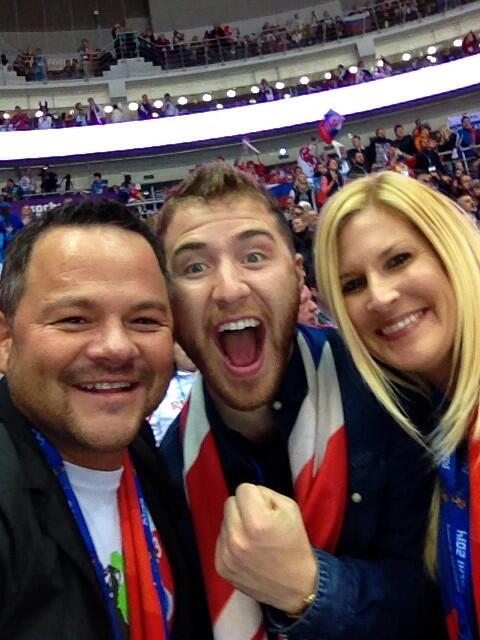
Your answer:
[413,135,446,175]
[458,115,478,154]
[160,93,179,117]
[457,193,478,225]
[155,162,445,640]
[366,127,393,168]
[346,134,364,160]
[347,134,370,171]
[0,200,203,639]
[348,150,369,177]
[2,177,24,201]
[392,123,416,157]
[91,171,107,194]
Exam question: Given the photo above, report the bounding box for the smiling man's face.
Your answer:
[0,225,173,469]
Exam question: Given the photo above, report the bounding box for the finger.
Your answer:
[237,483,293,515]
[216,501,246,576]
[235,484,296,537]
[222,494,243,538]
[234,483,272,531]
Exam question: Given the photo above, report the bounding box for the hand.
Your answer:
[215,483,318,614]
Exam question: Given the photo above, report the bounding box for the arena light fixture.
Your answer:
[283,93,291,99]
[349,65,358,74]
[2,56,480,163]
[250,85,260,94]
[324,71,332,80]
[202,93,212,102]
[128,101,139,111]
[278,147,288,157]
[401,52,411,62]
[248,98,257,104]
[216,103,224,109]
[377,59,384,67]
[275,81,285,90]
[453,38,462,47]
[427,45,437,55]
[226,89,236,98]
[427,55,437,63]
[152,112,159,118]
[35,110,43,118]
[103,105,113,114]
[177,96,188,105]
[299,75,310,85]
[2,112,9,120]
[153,99,163,108]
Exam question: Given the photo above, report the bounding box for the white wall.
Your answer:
[148,0,341,34]
[0,19,149,55]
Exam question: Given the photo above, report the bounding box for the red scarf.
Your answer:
[180,333,348,639]
[119,454,174,640]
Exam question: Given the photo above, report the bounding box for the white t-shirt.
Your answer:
[64,462,128,624]
[64,461,174,626]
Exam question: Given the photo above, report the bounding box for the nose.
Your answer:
[366,275,399,312]
[211,259,250,307]
[85,320,139,366]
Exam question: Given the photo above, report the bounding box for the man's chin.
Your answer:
[207,377,279,412]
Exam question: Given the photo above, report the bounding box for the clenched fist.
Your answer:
[215,483,318,614]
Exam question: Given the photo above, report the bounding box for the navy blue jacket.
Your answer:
[156,326,446,639]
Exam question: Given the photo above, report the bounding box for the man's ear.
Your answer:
[294,253,306,292]
[0,313,12,373]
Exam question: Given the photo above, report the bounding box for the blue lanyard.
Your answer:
[438,445,477,640]
[32,429,171,640]
[32,429,125,640]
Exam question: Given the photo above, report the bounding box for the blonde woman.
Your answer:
[316,171,480,640]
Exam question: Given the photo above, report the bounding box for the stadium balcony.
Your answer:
[0,0,478,115]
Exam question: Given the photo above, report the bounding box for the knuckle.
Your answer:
[228,533,250,559]
[245,520,269,541]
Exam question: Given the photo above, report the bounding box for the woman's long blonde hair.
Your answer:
[315,171,480,461]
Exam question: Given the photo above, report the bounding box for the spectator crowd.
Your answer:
[1,113,478,284]
[1,0,477,82]
[0,27,478,133]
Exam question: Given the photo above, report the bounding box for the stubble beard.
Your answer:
[177,286,300,412]
[8,364,154,457]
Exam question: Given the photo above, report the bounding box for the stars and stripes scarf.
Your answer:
[179,330,348,639]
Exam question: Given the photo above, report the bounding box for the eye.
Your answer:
[387,252,411,269]
[243,252,265,264]
[131,317,166,331]
[183,262,208,276]
[55,316,88,325]
[133,317,159,325]
[342,276,366,294]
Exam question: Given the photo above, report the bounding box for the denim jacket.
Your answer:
[156,326,446,640]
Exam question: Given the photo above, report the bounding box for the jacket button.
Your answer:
[272,400,282,411]
[351,492,362,503]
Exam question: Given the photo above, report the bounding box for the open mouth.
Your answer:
[74,381,139,394]
[215,317,265,371]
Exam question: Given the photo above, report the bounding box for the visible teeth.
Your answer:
[80,382,133,391]
[381,311,423,336]
[218,318,260,332]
